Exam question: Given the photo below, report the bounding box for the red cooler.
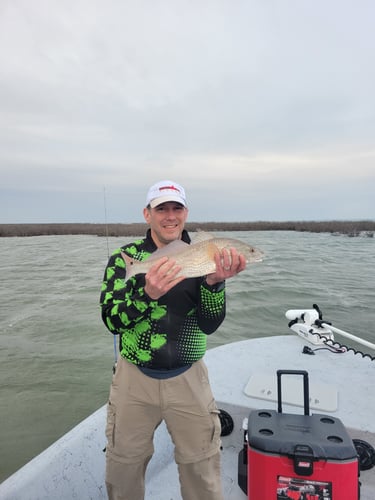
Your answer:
[247,370,359,499]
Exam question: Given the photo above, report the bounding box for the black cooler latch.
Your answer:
[293,444,314,476]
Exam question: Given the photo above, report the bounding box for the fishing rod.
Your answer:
[103,186,110,259]
[103,186,118,369]
[286,304,375,354]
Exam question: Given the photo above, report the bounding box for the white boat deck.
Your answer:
[0,335,374,499]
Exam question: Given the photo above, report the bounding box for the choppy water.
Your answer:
[0,231,374,481]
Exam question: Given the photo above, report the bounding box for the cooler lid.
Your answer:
[248,410,357,460]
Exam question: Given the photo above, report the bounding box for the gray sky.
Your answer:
[1,0,374,223]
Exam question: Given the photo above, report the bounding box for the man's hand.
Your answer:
[144,257,185,300]
[205,248,246,286]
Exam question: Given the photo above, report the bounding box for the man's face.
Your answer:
[143,201,188,247]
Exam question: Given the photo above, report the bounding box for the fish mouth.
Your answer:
[249,251,264,263]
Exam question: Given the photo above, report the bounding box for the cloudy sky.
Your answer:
[1,0,374,223]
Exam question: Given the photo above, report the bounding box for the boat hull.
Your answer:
[0,336,374,499]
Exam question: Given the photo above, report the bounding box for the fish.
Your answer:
[121,232,263,281]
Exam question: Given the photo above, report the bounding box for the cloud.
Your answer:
[0,0,374,223]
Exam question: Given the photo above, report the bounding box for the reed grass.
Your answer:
[0,220,374,237]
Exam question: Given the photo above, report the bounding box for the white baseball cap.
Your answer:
[146,180,187,208]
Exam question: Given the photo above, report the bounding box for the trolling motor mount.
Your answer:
[285,306,334,346]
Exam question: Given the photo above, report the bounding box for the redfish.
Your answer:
[121,232,263,281]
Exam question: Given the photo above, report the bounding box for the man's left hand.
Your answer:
[205,247,246,286]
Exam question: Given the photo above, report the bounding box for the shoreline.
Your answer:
[0,220,374,237]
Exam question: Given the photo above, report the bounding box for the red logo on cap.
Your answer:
[159,185,180,193]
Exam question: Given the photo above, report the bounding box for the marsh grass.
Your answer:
[0,220,374,237]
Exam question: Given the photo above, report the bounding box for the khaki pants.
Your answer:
[105,357,223,500]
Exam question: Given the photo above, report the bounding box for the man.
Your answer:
[100,180,246,500]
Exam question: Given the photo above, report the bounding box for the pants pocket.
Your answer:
[208,400,221,443]
[105,400,116,450]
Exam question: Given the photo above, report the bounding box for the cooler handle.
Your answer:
[277,369,310,416]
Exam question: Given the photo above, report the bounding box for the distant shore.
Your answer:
[0,220,374,237]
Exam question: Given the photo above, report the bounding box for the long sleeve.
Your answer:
[99,233,227,369]
[100,249,165,335]
[196,281,226,334]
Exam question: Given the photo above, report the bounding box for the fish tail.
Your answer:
[121,251,135,282]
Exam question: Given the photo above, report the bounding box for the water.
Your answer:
[0,231,374,482]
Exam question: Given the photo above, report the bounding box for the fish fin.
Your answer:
[191,230,215,244]
[146,239,190,261]
[206,241,219,260]
[121,251,136,281]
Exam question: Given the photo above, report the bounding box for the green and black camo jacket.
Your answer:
[100,229,226,370]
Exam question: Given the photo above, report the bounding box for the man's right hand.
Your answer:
[144,257,185,300]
